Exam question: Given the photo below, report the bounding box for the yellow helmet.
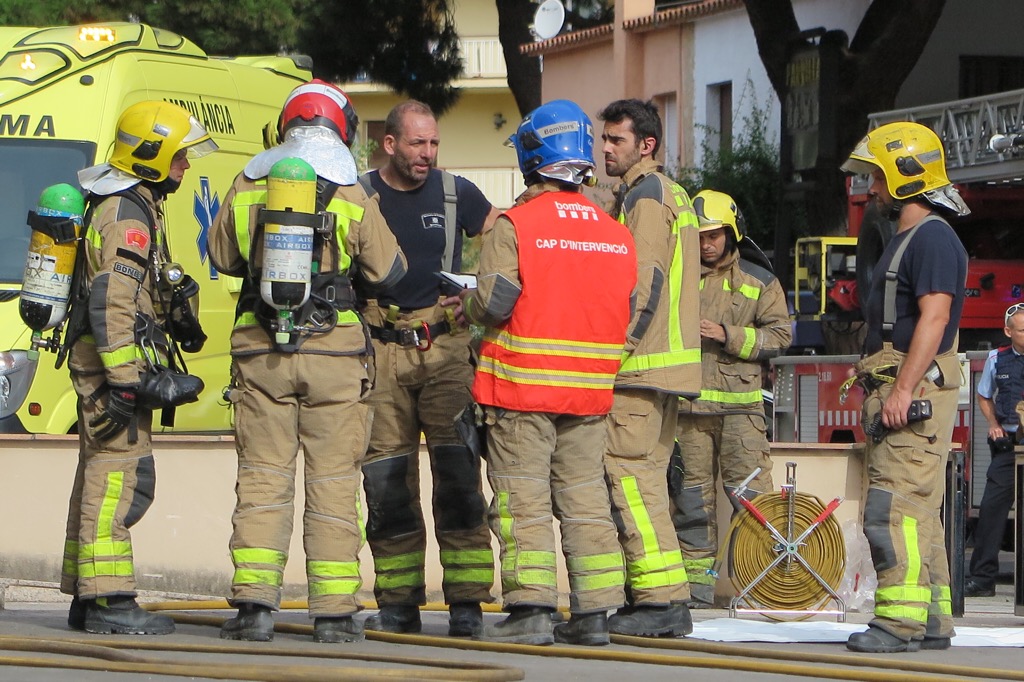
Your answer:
[841,121,969,216]
[109,101,218,182]
[693,189,744,243]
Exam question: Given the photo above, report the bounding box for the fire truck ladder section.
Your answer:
[870,87,1024,184]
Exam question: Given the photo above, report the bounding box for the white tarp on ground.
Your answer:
[691,618,1024,647]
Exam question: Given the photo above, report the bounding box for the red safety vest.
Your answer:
[473,191,637,416]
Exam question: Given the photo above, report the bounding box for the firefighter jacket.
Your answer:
[466,184,637,416]
[614,157,702,396]
[74,185,173,387]
[209,171,406,356]
[680,249,792,416]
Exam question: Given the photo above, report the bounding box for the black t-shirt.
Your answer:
[864,216,968,354]
[359,168,492,310]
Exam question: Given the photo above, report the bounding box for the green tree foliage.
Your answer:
[297,0,463,115]
[676,87,783,251]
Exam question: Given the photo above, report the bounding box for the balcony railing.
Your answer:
[444,166,523,209]
[460,38,507,79]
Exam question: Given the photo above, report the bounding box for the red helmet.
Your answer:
[280,79,358,145]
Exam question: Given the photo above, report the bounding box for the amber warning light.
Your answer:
[79,27,116,42]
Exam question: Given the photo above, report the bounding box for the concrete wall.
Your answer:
[1,434,864,606]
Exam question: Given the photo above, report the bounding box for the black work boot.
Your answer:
[313,616,364,643]
[220,603,274,642]
[553,612,609,646]
[83,596,175,635]
[477,606,555,645]
[963,579,996,598]
[920,615,952,650]
[847,624,921,653]
[68,596,86,631]
[608,603,692,637]
[364,604,421,633]
[448,602,483,637]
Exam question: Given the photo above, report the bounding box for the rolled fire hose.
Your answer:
[726,490,846,618]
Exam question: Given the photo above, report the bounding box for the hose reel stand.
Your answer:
[726,462,847,622]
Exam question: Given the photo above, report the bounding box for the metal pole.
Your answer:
[945,448,966,617]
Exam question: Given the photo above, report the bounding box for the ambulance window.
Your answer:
[0,140,94,283]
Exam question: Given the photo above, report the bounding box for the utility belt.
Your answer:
[243,272,359,352]
[840,343,958,404]
[363,299,459,351]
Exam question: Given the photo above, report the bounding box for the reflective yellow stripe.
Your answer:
[376,572,424,590]
[630,567,688,590]
[233,188,267,261]
[79,541,132,560]
[622,476,659,559]
[326,197,364,221]
[374,551,425,572]
[63,558,78,576]
[307,561,360,578]
[567,552,624,572]
[621,348,701,372]
[440,549,494,565]
[232,548,287,567]
[99,344,144,369]
[875,604,929,621]
[232,569,283,587]
[85,225,103,249]
[79,560,134,579]
[572,570,625,592]
[723,278,761,301]
[904,516,921,584]
[309,579,360,596]
[443,568,494,584]
[698,388,763,404]
[738,328,757,360]
[97,472,123,546]
[308,560,361,596]
[628,548,685,575]
[482,329,624,359]
[682,558,716,585]
[478,356,617,389]
[875,585,933,603]
[514,550,557,567]
[512,569,557,587]
[234,309,358,329]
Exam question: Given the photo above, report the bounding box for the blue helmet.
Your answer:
[508,99,595,185]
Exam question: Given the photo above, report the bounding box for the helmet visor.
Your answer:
[181,116,218,158]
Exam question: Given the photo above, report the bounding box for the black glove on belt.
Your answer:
[89,386,139,444]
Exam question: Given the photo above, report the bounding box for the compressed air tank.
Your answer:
[20,183,85,332]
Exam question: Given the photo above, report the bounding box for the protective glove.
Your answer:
[89,386,139,443]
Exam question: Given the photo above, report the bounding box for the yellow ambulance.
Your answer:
[0,23,310,434]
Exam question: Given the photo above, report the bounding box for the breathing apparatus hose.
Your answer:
[726,491,846,618]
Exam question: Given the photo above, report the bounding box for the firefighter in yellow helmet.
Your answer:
[842,121,968,653]
[670,190,791,606]
[62,101,217,634]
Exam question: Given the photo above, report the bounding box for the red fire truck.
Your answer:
[781,87,1024,515]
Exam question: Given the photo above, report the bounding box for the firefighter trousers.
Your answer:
[604,389,690,605]
[361,304,492,607]
[227,352,370,617]
[859,348,960,640]
[485,408,625,613]
[61,365,155,599]
[672,413,774,585]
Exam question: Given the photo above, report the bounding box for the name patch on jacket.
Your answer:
[114,262,145,282]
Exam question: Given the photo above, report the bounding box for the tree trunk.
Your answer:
[496,0,541,116]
